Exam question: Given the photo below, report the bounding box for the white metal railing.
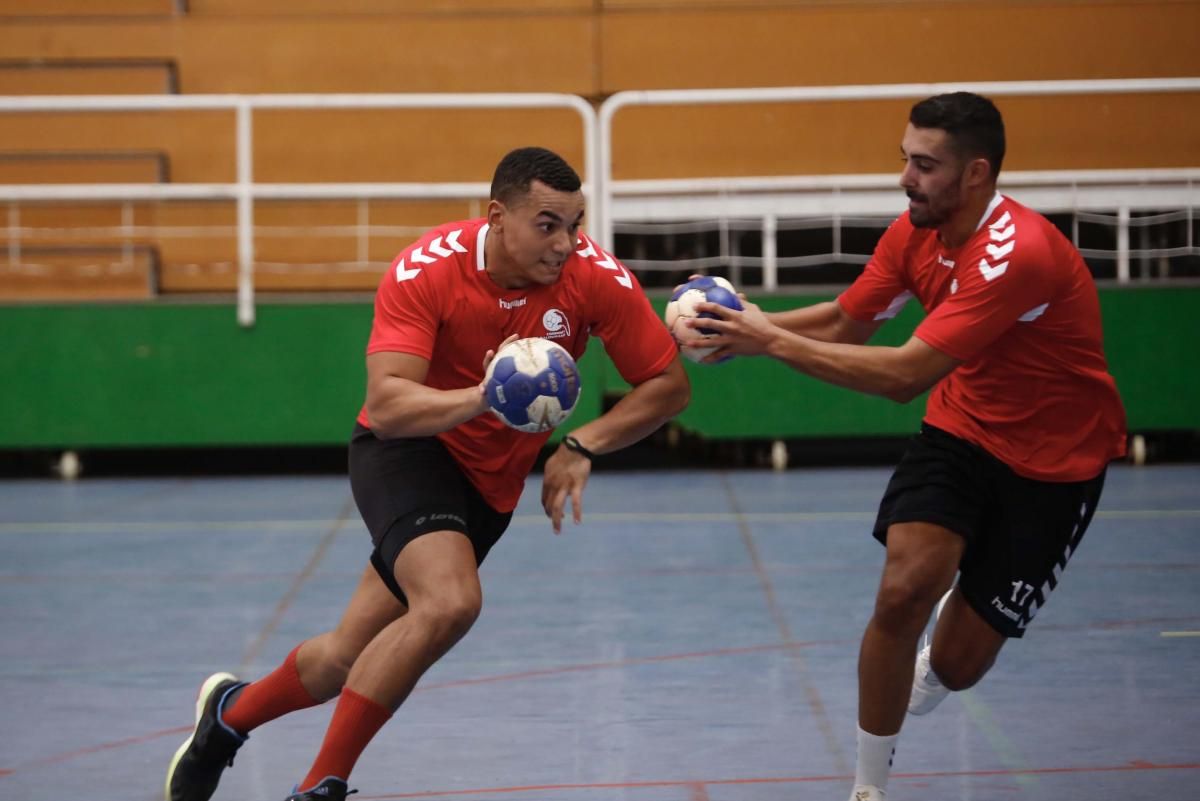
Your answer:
[0,93,597,325]
[1,79,1198,319]
[597,77,1200,252]
[608,168,1200,288]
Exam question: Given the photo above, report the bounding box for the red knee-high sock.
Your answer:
[222,645,322,735]
[297,688,392,791]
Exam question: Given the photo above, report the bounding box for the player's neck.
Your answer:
[938,187,998,249]
[483,225,531,290]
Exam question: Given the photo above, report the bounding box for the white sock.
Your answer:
[854,725,898,791]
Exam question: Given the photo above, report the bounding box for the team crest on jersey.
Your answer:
[542,308,571,339]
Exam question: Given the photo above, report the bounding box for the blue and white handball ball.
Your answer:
[484,337,582,433]
[664,275,743,363]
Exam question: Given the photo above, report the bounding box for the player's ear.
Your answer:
[486,199,505,230]
[966,156,992,188]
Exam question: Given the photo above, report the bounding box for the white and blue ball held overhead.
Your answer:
[664,275,743,363]
[484,337,582,433]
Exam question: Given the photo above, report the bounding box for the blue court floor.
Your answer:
[1,465,1197,801]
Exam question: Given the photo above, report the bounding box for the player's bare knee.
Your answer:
[873,577,942,635]
[303,635,356,697]
[423,590,482,645]
[322,649,356,690]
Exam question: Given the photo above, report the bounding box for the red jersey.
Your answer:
[357,218,677,512]
[839,194,1126,481]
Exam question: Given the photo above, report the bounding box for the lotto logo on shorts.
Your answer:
[413,513,466,528]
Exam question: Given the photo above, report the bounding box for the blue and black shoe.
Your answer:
[164,672,248,801]
[284,777,358,800]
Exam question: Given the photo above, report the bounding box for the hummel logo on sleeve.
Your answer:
[394,228,467,283]
[979,212,1016,282]
[577,235,633,289]
[395,259,421,282]
[987,241,1015,260]
[410,247,436,265]
[427,230,468,258]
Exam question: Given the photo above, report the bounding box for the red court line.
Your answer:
[358,762,1200,799]
[5,559,1199,584]
[1036,614,1200,632]
[0,641,831,778]
[0,725,191,774]
[3,613,1197,777]
[417,639,838,691]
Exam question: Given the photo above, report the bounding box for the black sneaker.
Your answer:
[164,672,249,801]
[284,777,358,800]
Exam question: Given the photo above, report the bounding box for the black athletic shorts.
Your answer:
[873,423,1106,638]
[348,423,513,606]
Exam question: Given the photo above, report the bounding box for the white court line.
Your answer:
[0,508,1198,534]
[1160,631,1200,638]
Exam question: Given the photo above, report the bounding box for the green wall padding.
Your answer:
[2,286,1195,448]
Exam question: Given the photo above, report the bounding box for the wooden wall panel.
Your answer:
[251,108,587,182]
[0,248,156,301]
[189,0,590,13]
[0,0,175,16]
[599,3,1200,91]
[0,109,588,184]
[0,153,165,183]
[0,63,173,94]
[602,0,1190,7]
[2,4,1193,96]
[9,199,490,293]
[0,16,596,94]
[609,94,1200,179]
[0,23,171,61]
[3,0,1196,299]
[0,112,236,181]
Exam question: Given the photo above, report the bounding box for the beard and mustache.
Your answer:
[907,187,957,229]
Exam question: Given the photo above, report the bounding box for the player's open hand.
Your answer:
[687,296,776,361]
[541,442,592,534]
[478,334,521,399]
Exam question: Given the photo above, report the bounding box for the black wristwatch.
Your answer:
[562,435,595,461]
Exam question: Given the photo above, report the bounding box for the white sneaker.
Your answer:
[907,644,948,715]
[849,784,887,801]
[907,588,953,716]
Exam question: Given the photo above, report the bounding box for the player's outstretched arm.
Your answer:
[692,300,959,403]
[671,273,874,345]
[766,300,882,344]
[541,358,690,533]
[364,342,511,438]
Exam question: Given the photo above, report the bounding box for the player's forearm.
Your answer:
[764,331,924,403]
[765,301,846,342]
[366,380,486,438]
[568,365,690,454]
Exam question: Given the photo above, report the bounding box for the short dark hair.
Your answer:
[490,147,582,204]
[909,92,1006,178]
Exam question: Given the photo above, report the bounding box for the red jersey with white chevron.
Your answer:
[357,218,676,512]
[839,194,1126,481]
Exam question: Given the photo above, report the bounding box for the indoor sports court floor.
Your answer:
[1,465,1197,801]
